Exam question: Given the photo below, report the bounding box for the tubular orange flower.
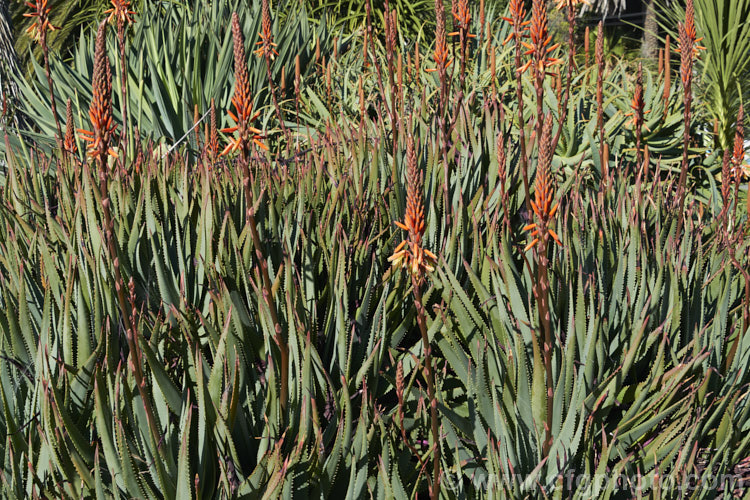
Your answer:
[104,0,136,26]
[388,135,437,278]
[23,0,57,42]
[524,114,562,251]
[501,0,529,46]
[449,0,475,39]
[223,13,267,156]
[520,0,560,75]
[675,0,705,58]
[77,21,118,161]
[426,0,452,73]
[254,0,278,60]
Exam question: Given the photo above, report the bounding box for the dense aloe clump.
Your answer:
[0,0,749,498]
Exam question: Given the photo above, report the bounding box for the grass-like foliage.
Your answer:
[0,0,749,498]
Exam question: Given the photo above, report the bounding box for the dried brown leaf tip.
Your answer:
[105,0,136,26]
[449,0,475,39]
[24,0,57,42]
[222,13,266,155]
[524,114,562,251]
[254,0,278,60]
[520,0,560,75]
[389,135,437,277]
[78,21,118,160]
[426,0,452,73]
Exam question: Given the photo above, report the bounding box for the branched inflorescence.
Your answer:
[222,13,266,157]
[389,135,437,279]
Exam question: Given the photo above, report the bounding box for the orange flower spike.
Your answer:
[521,0,560,75]
[221,12,266,156]
[104,0,136,26]
[449,0,476,38]
[77,21,117,161]
[426,0,452,73]
[524,114,562,252]
[389,135,437,278]
[24,0,57,42]
[254,0,278,59]
[502,0,529,45]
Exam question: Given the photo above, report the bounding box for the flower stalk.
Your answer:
[523,114,562,457]
[227,12,288,412]
[81,20,164,461]
[388,134,439,499]
[105,0,135,156]
[675,0,699,237]
[25,0,62,150]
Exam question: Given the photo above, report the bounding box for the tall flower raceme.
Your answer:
[78,21,118,164]
[663,35,671,120]
[63,98,76,158]
[675,9,700,234]
[226,12,287,412]
[625,64,647,172]
[388,134,440,500]
[426,0,452,77]
[206,98,219,165]
[523,113,561,458]
[427,0,452,230]
[25,0,62,149]
[105,0,136,153]
[254,0,278,60]
[732,105,745,187]
[78,20,164,460]
[389,136,437,277]
[596,21,606,186]
[502,0,531,204]
[254,0,287,141]
[524,116,562,253]
[523,0,560,142]
[521,0,560,78]
[23,0,56,41]
[731,105,746,224]
[449,0,475,84]
[222,13,267,158]
[549,0,585,155]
